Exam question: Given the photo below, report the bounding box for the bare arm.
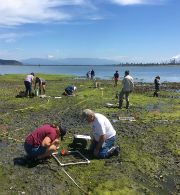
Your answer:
[41,137,60,147]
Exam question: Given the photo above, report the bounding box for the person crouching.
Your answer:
[65,86,77,95]
[24,122,66,164]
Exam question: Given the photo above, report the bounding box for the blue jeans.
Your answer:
[24,141,47,157]
[90,136,116,159]
[24,81,32,95]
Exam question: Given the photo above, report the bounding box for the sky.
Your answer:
[0,0,180,63]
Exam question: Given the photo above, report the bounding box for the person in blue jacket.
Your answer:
[65,86,77,95]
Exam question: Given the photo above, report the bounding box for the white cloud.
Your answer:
[109,0,167,5]
[6,38,16,43]
[171,54,180,59]
[48,55,54,58]
[0,0,95,27]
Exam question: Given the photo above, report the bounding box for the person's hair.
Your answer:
[50,121,60,134]
[125,70,129,75]
[116,70,118,72]
[31,72,34,76]
[36,77,40,82]
[156,76,160,79]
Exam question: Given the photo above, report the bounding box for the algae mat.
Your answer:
[0,74,180,195]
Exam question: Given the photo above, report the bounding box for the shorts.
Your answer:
[42,82,46,85]
[115,78,118,82]
[24,141,47,157]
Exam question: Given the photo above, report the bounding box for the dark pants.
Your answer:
[24,81,32,95]
[90,136,116,159]
[65,89,72,95]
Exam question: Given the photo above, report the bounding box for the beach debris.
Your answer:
[135,113,137,116]
[112,119,118,122]
[2,127,6,130]
[155,111,158,113]
[106,103,113,106]
[55,97,61,98]
[119,117,136,121]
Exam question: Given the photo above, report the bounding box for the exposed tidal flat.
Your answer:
[0,73,180,195]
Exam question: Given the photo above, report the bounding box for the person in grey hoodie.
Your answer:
[119,70,134,109]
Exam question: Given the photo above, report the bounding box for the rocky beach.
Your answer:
[0,73,180,195]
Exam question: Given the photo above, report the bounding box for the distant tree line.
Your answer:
[115,59,180,66]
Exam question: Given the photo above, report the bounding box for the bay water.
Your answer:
[0,65,179,83]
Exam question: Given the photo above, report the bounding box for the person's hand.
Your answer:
[91,139,95,145]
[130,90,132,93]
[53,139,60,146]
[93,148,99,156]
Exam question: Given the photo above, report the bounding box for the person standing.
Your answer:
[119,70,134,109]
[82,109,120,159]
[91,69,95,80]
[24,72,34,97]
[114,70,119,87]
[154,76,161,97]
[34,77,46,95]
[24,122,66,164]
[86,71,91,79]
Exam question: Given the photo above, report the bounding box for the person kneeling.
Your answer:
[82,109,120,159]
[24,122,66,164]
[64,86,77,96]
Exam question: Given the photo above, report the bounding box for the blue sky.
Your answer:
[0,0,180,63]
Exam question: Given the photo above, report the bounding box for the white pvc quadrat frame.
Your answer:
[52,150,90,166]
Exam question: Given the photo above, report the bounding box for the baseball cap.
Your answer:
[59,126,67,140]
[82,109,94,121]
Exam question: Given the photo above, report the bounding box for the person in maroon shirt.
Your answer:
[24,122,66,164]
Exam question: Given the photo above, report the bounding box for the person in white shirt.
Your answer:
[82,109,120,159]
[119,70,134,109]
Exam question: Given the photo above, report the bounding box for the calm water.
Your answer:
[0,65,180,83]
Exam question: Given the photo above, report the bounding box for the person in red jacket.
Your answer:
[24,122,66,164]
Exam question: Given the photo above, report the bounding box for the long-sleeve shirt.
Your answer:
[122,75,134,91]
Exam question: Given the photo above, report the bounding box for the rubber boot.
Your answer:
[156,93,158,97]
[43,89,45,95]
[154,92,156,97]
[119,100,123,109]
[126,101,129,109]
[107,145,120,158]
[39,89,41,95]
[29,92,33,98]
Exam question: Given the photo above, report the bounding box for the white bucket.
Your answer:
[94,82,97,88]
[35,89,38,96]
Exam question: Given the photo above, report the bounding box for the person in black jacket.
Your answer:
[91,69,95,79]
[154,76,161,97]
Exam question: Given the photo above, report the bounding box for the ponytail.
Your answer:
[50,121,60,134]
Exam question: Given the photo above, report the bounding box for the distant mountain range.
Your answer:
[20,58,119,65]
[0,59,22,65]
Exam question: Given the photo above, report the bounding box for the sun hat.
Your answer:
[82,109,94,121]
[59,126,67,140]
[74,86,77,90]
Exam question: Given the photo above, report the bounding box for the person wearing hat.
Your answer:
[64,86,77,96]
[119,70,134,109]
[82,109,120,159]
[24,72,34,97]
[34,77,46,95]
[113,70,119,87]
[24,122,66,164]
[154,76,161,97]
